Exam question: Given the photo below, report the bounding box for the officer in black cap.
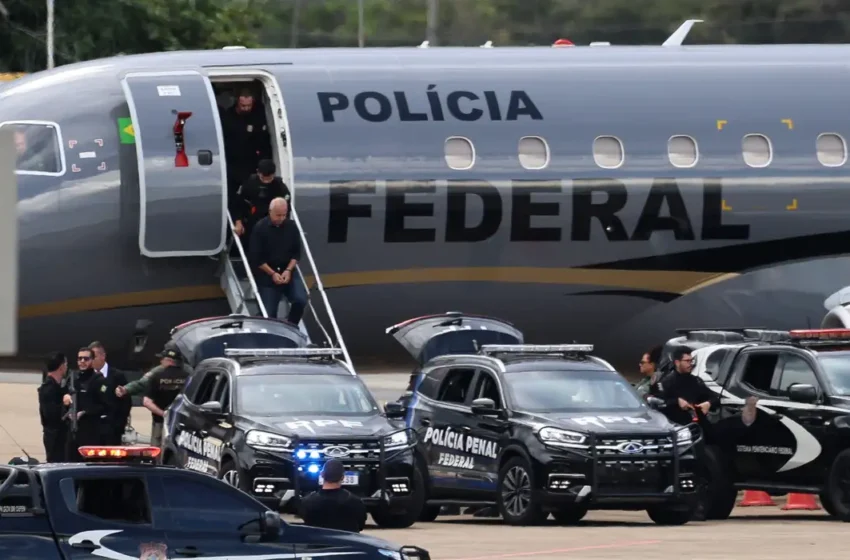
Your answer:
[139,344,189,448]
[299,459,367,533]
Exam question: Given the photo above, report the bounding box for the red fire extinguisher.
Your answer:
[173,111,193,167]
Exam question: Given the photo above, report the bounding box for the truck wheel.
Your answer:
[418,505,441,522]
[551,505,587,525]
[699,445,737,520]
[370,466,426,529]
[646,504,693,525]
[823,449,850,520]
[497,457,547,526]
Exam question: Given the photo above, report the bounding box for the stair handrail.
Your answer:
[227,213,269,318]
[289,207,353,371]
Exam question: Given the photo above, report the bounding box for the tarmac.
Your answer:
[2,371,845,560]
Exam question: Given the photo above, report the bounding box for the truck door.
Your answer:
[172,369,225,477]
[160,471,294,558]
[49,472,170,560]
[121,70,227,257]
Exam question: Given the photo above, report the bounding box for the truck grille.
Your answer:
[595,435,673,457]
[296,440,382,461]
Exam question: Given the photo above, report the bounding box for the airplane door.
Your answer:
[120,70,227,257]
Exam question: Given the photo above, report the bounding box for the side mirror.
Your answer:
[471,398,499,417]
[260,510,281,540]
[646,396,666,410]
[200,400,223,414]
[384,401,407,419]
[788,384,818,404]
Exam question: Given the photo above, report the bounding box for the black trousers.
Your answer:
[68,420,103,462]
[42,428,67,463]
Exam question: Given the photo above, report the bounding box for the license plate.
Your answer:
[342,472,359,486]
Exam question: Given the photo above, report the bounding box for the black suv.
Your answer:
[388,312,701,526]
[160,346,424,529]
[664,327,850,521]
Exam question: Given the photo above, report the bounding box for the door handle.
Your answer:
[461,426,471,432]
[199,430,208,437]
[175,546,203,557]
[177,422,185,429]
[419,419,431,427]
[70,541,97,551]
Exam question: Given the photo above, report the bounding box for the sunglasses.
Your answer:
[77,356,91,362]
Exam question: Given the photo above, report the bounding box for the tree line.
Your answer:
[2,0,849,72]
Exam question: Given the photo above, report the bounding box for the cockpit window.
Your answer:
[0,121,64,175]
[236,374,379,416]
[503,370,644,412]
[816,352,850,396]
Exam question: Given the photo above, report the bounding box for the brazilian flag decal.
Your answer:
[118,117,135,144]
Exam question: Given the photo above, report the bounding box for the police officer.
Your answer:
[635,345,663,399]
[221,88,273,202]
[231,159,292,241]
[37,352,69,462]
[89,341,132,445]
[68,347,108,461]
[299,459,367,533]
[138,344,189,448]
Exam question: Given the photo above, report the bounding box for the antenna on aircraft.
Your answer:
[481,40,493,48]
[418,40,430,48]
[222,46,247,50]
[589,42,611,46]
[552,38,574,47]
[662,19,704,47]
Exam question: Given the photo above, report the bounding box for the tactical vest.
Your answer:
[150,365,188,412]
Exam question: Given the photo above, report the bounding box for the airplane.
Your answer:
[3,19,850,377]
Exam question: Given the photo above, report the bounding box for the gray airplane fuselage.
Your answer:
[4,44,850,373]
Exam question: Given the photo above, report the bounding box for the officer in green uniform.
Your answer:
[115,343,189,447]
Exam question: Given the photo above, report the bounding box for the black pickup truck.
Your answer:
[0,445,430,560]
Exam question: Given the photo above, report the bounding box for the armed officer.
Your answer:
[37,352,69,462]
[231,159,292,241]
[116,344,188,448]
[299,459,367,533]
[67,347,108,461]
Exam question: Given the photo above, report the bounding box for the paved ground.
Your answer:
[3,371,845,559]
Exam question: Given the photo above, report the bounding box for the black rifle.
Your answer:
[65,369,78,436]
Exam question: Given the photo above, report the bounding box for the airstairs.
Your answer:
[218,211,353,370]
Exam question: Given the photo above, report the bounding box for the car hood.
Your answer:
[520,408,676,434]
[282,522,402,552]
[245,414,398,439]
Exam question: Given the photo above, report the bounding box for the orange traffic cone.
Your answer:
[782,493,820,511]
[739,490,776,507]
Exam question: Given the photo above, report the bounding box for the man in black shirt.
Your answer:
[248,197,308,324]
[220,89,273,201]
[142,344,189,448]
[231,159,291,240]
[300,459,367,533]
[661,346,758,436]
[38,352,69,462]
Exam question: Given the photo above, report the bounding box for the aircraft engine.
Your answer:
[821,287,850,328]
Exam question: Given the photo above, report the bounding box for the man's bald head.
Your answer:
[269,197,288,225]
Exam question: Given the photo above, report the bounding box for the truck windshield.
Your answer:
[236,374,379,416]
[816,353,850,396]
[504,370,644,412]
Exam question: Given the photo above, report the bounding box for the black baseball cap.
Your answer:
[321,459,345,483]
[258,159,276,176]
[156,344,182,362]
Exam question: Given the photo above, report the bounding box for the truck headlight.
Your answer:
[384,430,409,451]
[676,427,692,445]
[379,550,402,560]
[245,430,293,452]
[538,427,588,449]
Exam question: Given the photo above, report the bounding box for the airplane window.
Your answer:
[668,135,698,168]
[817,133,847,167]
[593,136,624,169]
[518,136,549,170]
[0,121,64,175]
[444,137,475,170]
[742,134,772,168]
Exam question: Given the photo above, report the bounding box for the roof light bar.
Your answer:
[789,329,850,340]
[78,446,161,460]
[224,347,344,358]
[480,344,594,354]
